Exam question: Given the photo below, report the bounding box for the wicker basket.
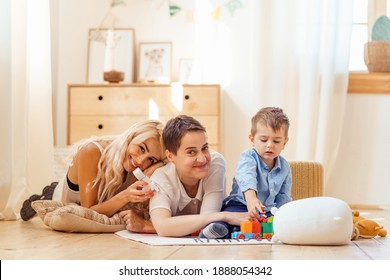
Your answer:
[364,41,390,72]
[289,161,323,200]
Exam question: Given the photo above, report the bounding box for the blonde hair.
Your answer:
[70,120,165,204]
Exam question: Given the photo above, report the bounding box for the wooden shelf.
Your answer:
[348,72,390,94]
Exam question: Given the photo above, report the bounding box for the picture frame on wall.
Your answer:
[138,42,172,83]
[86,28,135,84]
[178,58,193,84]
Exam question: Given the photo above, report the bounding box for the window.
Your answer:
[349,0,389,71]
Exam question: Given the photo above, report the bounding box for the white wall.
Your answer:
[51,0,390,206]
[51,0,198,145]
[327,93,390,206]
[52,0,256,187]
[53,0,196,145]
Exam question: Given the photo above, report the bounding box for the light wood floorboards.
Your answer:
[1,208,389,260]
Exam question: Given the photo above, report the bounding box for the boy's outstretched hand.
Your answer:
[244,189,266,221]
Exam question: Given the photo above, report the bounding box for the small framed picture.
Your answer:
[138,42,172,83]
[86,28,135,84]
[178,58,193,84]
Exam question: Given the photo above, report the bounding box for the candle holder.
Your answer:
[103,70,125,83]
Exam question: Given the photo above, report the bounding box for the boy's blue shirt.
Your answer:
[223,148,292,211]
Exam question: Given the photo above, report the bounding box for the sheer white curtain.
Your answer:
[0,0,54,220]
[252,0,353,189]
[193,0,353,193]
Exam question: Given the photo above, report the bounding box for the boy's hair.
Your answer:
[163,115,206,155]
[251,107,290,137]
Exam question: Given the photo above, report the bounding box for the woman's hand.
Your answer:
[224,211,251,226]
[119,210,156,233]
[125,180,154,203]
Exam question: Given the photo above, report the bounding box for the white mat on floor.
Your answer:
[115,230,277,246]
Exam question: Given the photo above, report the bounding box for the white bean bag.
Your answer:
[273,197,353,245]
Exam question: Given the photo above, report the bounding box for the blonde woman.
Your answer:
[21,120,165,233]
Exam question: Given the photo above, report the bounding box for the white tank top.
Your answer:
[92,141,104,153]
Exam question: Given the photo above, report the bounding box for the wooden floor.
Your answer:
[1,208,389,260]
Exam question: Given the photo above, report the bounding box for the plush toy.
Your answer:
[351,210,387,239]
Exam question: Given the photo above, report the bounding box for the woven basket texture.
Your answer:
[289,161,323,200]
[364,41,390,72]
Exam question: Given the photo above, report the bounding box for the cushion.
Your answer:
[31,200,126,233]
[273,197,353,245]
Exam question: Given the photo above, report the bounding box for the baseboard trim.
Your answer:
[349,204,384,210]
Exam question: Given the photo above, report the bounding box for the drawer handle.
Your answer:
[98,95,103,100]
[184,94,190,100]
[98,124,104,129]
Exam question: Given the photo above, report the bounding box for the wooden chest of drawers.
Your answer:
[67,84,222,152]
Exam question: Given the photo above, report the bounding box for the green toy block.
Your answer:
[261,222,274,234]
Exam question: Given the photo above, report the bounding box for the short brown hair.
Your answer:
[251,107,290,137]
[163,115,206,155]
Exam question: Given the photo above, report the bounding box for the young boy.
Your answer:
[202,107,292,239]
[148,115,249,237]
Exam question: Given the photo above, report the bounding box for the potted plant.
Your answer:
[364,15,390,72]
